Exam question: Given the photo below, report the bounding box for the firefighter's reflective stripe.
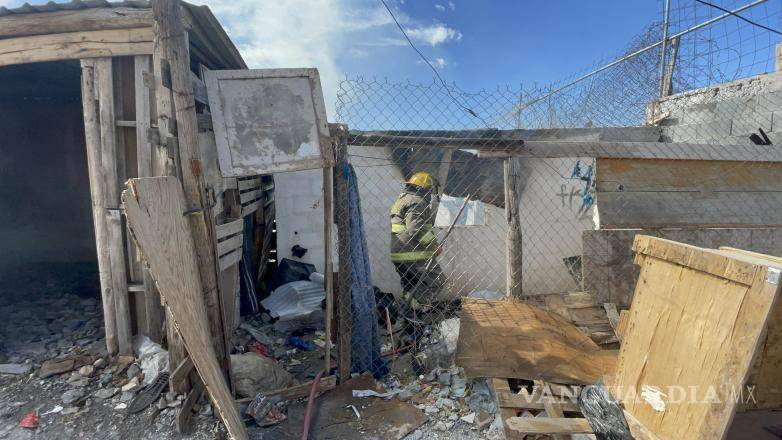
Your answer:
[391,223,406,233]
[419,230,436,245]
[390,250,434,262]
[391,223,436,245]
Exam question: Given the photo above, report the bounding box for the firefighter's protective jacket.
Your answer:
[389,189,438,262]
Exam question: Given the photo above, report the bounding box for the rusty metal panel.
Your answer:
[205,68,331,177]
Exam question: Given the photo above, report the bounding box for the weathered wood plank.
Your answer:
[611,236,782,439]
[235,375,338,405]
[505,157,523,297]
[123,176,246,440]
[95,58,133,356]
[456,299,617,384]
[219,248,242,271]
[216,219,243,239]
[170,356,195,393]
[237,177,261,191]
[176,376,204,433]
[238,189,261,204]
[0,7,153,39]
[0,28,153,67]
[153,0,228,372]
[596,159,782,228]
[217,235,243,257]
[81,59,120,355]
[332,125,352,381]
[496,390,581,413]
[505,417,593,435]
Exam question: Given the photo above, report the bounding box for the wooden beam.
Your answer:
[123,176,247,440]
[536,381,571,440]
[495,390,581,413]
[346,130,782,162]
[235,375,338,405]
[323,157,334,375]
[505,417,593,435]
[491,378,524,440]
[504,157,523,298]
[0,28,153,67]
[135,54,164,343]
[153,0,228,371]
[332,125,352,381]
[81,59,119,356]
[170,356,195,393]
[176,372,205,433]
[95,57,133,356]
[0,7,153,39]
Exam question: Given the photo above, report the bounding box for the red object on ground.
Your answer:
[248,341,272,358]
[20,411,38,429]
[301,370,325,440]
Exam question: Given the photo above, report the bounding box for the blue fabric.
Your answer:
[346,164,388,377]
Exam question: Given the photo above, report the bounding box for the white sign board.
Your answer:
[205,68,331,177]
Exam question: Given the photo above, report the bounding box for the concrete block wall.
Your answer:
[273,169,337,275]
[650,72,782,144]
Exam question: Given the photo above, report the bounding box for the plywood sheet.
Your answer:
[610,236,782,440]
[456,299,617,384]
[205,68,330,176]
[596,159,782,228]
[122,177,247,440]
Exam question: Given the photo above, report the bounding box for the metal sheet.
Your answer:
[205,68,331,177]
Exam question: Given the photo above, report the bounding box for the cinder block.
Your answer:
[695,119,732,141]
[731,112,773,136]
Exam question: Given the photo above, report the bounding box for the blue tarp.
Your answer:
[346,164,387,377]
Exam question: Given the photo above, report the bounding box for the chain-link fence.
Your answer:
[332,0,782,376]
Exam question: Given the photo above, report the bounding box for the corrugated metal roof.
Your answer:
[261,281,325,321]
[0,0,150,17]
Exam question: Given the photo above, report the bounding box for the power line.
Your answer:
[695,0,782,36]
[378,0,490,126]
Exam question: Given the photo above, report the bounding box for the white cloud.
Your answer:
[190,0,343,114]
[434,4,445,11]
[405,24,462,47]
[448,1,456,11]
[187,0,462,113]
[418,57,448,68]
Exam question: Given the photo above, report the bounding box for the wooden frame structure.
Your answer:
[0,1,268,436]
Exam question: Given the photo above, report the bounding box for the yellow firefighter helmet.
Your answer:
[406,171,435,188]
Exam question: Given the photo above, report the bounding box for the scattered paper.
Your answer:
[641,385,667,412]
[351,389,402,399]
[346,404,361,419]
[41,406,63,416]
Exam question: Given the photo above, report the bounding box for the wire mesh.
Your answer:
[333,0,782,376]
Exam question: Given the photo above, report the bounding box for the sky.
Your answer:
[185,0,662,114]
[1,0,664,116]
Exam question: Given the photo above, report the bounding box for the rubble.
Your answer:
[0,363,31,375]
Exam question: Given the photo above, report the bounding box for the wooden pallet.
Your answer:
[490,377,594,439]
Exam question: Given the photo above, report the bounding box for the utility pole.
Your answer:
[658,0,672,97]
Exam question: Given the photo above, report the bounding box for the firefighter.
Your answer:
[389,171,445,309]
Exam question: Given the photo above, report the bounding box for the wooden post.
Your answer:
[152,0,228,368]
[150,4,189,392]
[93,57,133,355]
[504,157,523,298]
[135,54,165,343]
[323,158,334,375]
[331,124,352,381]
[81,59,119,356]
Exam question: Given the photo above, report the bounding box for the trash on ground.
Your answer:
[231,352,294,398]
[19,411,39,429]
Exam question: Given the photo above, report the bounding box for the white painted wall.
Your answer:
[273,169,336,274]
[273,148,594,297]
